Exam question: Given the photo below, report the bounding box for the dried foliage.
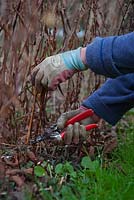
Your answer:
[0,0,133,165]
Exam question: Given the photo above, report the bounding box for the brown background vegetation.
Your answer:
[0,0,133,143]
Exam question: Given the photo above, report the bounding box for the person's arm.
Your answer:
[31,32,134,91]
[82,73,134,125]
[82,32,134,77]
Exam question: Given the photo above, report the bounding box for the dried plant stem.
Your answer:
[26,89,37,144]
[0,0,133,145]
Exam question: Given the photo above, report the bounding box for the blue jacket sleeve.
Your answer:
[82,73,134,125]
[86,32,134,77]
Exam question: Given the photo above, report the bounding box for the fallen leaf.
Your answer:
[103,138,118,154]
[0,159,6,179]
[88,146,95,157]
[3,154,19,167]
[6,168,33,176]
[6,169,22,176]
[27,149,37,162]
[10,175,24,187]
[23,168,33,175]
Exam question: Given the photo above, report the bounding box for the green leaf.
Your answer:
[81,156,99,172]
[64,162,74,173]
[64,162,76,178]
[26,161,34,168]
[81,156,92,169]
[41,161,47,167]
[91,160,99,171]
[34,166,45,177]
[55,163,63,174]
[70,171,77,178]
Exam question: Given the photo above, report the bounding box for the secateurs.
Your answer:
[31,109,98,144]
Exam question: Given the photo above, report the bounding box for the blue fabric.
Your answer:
[82,32,134,125]
[86,32,134,77]
[61,47,87,71]
[82,74,134,125]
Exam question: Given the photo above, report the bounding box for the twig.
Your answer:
[12,0,22,32]
[26,89,37,144]
[0,143,16,147]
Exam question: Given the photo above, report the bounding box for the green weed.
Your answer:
[30,114,134,200]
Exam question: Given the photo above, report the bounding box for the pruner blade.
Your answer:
[31,109,98,144]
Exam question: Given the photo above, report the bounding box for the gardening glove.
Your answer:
[57,107,100,144]
[31,48,87,91]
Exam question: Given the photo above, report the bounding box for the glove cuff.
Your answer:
[61,48,88,71]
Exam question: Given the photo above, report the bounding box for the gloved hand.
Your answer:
[31,48,87,91]
[57,107,100,144]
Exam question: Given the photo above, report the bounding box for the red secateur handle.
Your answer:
[61,109,98,139]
